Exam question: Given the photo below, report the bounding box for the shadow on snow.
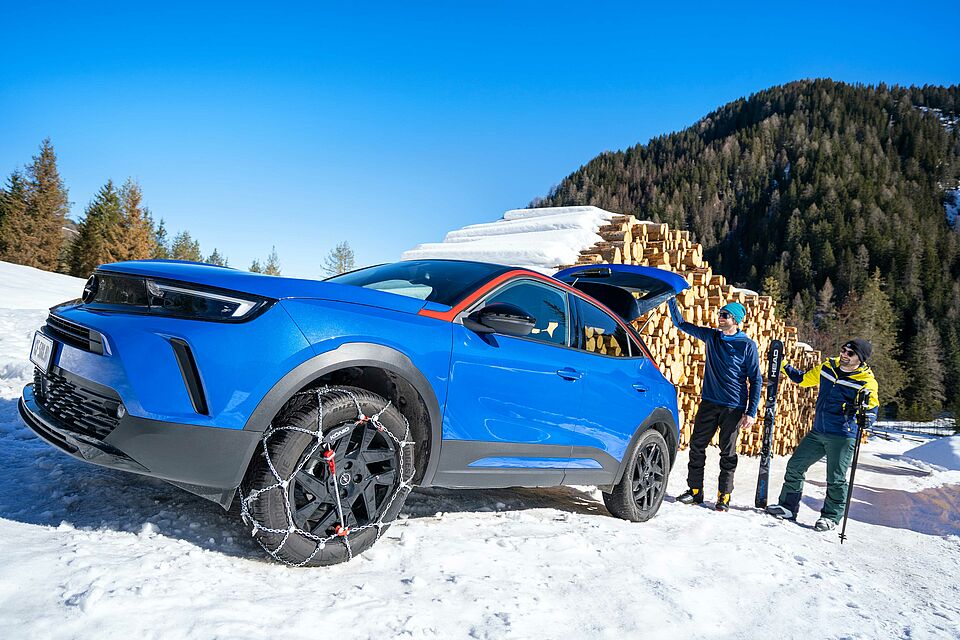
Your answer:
[0,398,609,562]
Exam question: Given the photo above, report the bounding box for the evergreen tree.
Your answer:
[119,179,156,260]
[323,241,355,276]
[904,316,946,419]
[814,277,837,347]
[69,181,125,277]
[0,171,29,262]
[170,231,202,262]
[840,270,908,410]
[249,259,263,273]
[153,219,170,259]
[0,140,70,270]
[206,248,228,266]
[263,246,281,275]
[26,139,70,271]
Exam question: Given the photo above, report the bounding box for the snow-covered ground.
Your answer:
[1,260,959,639]
[401,206,622,272]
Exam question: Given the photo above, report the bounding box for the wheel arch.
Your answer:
[612,407,679,486]
[242,342,443,487]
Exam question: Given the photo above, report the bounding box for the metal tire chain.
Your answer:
[238,386,415,567]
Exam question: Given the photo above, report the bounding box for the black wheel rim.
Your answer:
[289,421,399,536]
[631,441,666,513]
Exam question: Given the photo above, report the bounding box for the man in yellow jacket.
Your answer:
[766,338,879,531]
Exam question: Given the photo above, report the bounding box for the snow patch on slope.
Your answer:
[0,261,85,310]
[402,206,620,273]
[904,435,960,471]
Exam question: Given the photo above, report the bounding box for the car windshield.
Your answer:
[326,260,510,306]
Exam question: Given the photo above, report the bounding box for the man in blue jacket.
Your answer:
[766,338,879,531]
[668,299,762,511]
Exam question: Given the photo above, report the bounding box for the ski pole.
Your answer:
[839,389,870,544]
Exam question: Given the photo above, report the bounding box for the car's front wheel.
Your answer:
[240,386,415,566]
[603,428,670,522]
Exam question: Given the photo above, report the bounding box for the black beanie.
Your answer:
[844,338,873,363]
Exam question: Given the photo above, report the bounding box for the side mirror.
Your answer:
[463,302,536,337]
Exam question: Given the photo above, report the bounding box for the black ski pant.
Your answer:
[687,399,743,494]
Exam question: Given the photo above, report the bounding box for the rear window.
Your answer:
[326,260,509,306]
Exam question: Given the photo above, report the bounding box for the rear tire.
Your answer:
[240,386,414,566]
[603,428,670,522]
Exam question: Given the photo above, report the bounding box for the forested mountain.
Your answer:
[535,80,960,417]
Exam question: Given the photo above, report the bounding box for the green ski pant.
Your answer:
[777,430,856,523]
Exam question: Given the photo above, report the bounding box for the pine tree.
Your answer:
[0,170,29,261]
[119,178,156,260]
[153,219,170,259]
[70,181,125,277]
[322,241,355,276]
[249,259,263,273]
[206,248,228,266]
[263,246,281,276]
[0,140,70,270]
[905,316,946,419]
[841,270,908,410]
[170,231,202,262]
[25,139,70,271]
[814,277,837,347]
[761,272,784,311]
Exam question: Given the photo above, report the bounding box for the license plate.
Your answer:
[30,332,55,373]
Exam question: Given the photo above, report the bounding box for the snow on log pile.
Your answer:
[403,206,619,273]
[561,214,822,455]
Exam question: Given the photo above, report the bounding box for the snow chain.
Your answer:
[238,387,414,566]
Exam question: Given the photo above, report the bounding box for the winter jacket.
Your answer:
[667,299,762,417]
[784,358,879,438]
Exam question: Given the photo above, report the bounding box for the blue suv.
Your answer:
[19,259,687,565]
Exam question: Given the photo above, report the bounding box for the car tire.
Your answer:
[603,428,670,522]
[240,386,415,566]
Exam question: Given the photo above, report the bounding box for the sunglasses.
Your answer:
[840,347,857,357]
[718,311,733,319]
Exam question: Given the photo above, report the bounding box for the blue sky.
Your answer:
[1,2,957,278]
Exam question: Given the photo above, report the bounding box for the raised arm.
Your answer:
[667,298,714,342]
[783,361,823,388]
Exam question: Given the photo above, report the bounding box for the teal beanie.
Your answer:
[720,302,746,324]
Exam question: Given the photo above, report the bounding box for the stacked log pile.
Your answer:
[563,215,822,456]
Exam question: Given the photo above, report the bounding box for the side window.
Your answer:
[482,280,569,346]
[576,297,632,357]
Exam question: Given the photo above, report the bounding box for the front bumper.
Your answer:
[19,381,262,508]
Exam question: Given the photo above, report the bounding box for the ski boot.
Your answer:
[677,488,703,505]
[765,504,796,520]
[715,492,731,512]
[815,517,837,532]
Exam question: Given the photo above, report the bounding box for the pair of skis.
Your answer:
[754,339,784,509]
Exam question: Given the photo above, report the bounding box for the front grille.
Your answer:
[34,367,121,441]
[45,314,105,355]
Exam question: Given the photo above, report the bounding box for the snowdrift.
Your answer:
[904,435,960,471]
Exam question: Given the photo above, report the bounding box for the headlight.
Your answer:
[83,273,272,322]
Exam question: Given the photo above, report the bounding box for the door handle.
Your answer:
[632,383,648,393]
[556,368,583,381]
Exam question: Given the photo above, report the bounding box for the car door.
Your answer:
[552,265,688,484]
[433,278,587,488]
[562,296,678,465]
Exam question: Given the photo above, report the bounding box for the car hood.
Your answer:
[553,264,690,322]
[98,260,443,315]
